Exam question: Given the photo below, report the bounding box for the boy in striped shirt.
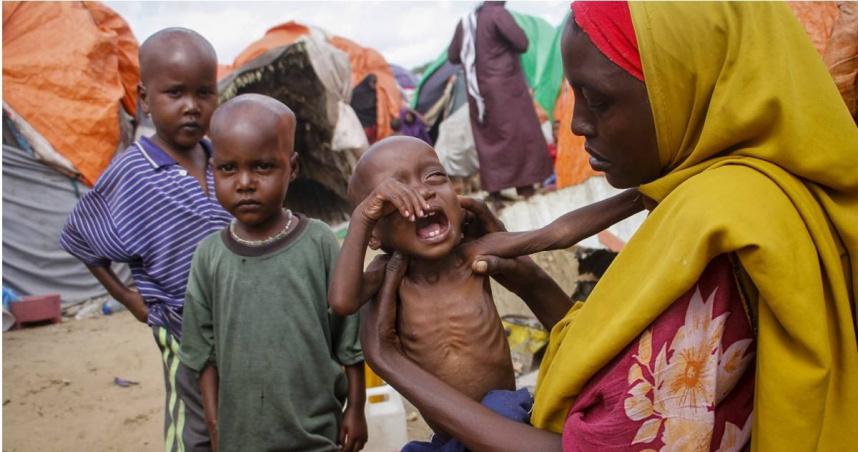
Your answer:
[60,28,228,451]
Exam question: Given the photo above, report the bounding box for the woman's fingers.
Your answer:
[459,195,506,235]
[378,252,408,324]
[361,252,408,360]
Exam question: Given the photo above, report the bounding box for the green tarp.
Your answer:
[412,9,567,121]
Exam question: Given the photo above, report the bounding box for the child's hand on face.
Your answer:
[359,178,431,223]
[339,402,368,452]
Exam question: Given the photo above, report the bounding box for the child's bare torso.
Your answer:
[397,257,515,404]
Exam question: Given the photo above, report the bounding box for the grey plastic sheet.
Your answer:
[2,144,131,306]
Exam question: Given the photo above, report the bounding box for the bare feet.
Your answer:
[489,192,505,213]
[516,185,535,200]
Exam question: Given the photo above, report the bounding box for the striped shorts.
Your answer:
[153,326,211,452]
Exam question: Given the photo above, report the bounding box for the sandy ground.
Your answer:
[3,245,583,451]
[2,312,434,451]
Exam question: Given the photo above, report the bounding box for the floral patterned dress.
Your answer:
[562,255,756,451]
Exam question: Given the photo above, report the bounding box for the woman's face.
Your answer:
[560,20,661,188]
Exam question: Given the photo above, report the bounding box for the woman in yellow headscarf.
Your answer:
[359,2,858,451]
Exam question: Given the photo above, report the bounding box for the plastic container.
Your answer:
[8,294,61,329]
[102,298,126,315]
[2,308,16,332]
[363,384,409,452]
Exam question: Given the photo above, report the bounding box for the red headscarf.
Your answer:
[571,1,644,81]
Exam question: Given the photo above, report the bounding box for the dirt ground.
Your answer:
[2,312,434,451]
[2,245,584,451]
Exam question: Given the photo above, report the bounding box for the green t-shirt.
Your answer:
[179,216,362,452]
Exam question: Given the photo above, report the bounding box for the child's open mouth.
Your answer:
[415,208,450,242]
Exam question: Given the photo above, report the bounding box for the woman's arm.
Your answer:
[361,253,563,452]
[458,197,572,330]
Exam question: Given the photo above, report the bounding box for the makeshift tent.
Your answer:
[390,64,418,105]
[2,1,136,305]
[390,64,418,90]
[2,1,139,186]
[3,130,132,307]
[219,23,367,224]
[330,36,402,140]
[553,82,600,188]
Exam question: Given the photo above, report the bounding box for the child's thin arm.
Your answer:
[329,178,430,315]
[340,363,368,452]
[465,188,643,258]
[329,214,380,316]
[87,265,148,323]
[199,365,219,452]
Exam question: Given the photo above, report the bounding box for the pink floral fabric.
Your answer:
[563,255,755,451]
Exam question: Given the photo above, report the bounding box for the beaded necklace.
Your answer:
[229,209,293,247]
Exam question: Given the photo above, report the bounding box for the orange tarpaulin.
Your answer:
[789,1,840,56]
[2,1,139,186]
[232,21,311,70]
[553,81,599,188]
[330,36,402,141]
[222,22,402,139]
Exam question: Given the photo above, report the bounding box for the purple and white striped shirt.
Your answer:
[60,136,232,340]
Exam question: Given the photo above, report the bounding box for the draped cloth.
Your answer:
[458,11,485,123]
[398,109,433,146]
[533,3,858,451]
[572,1,643,81]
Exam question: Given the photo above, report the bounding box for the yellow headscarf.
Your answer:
[533,3,858,450]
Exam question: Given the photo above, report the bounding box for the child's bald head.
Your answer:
[348,136,441,207]
[139,28,217,86]
[211,94,296,157]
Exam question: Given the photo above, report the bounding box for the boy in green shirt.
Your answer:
[179,94,367,452]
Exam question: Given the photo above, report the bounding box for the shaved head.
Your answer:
[210,94,297,156]
[139,28,217,85]
[348,136,439,206]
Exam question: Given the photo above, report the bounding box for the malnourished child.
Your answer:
[330,136,638,444]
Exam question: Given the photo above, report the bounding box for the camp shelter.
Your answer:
[3,1,139,186]
[2,1,136,305]
[390,64,418,104]
[391,65,418,90]
[219,22,368,224]
[330,36,403,140]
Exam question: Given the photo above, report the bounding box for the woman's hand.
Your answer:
[458,195,527,265]
[360,252,408,371]
[459,196,507,238]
